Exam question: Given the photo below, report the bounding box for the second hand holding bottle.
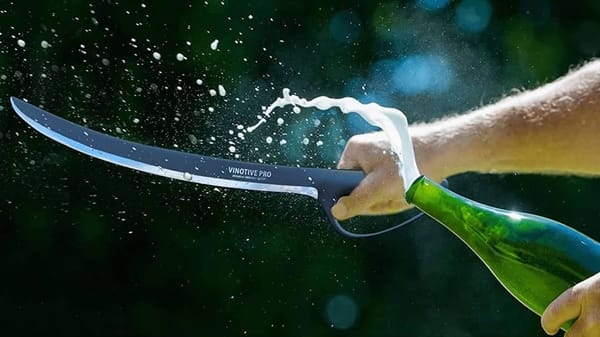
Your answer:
[406,175,600,330]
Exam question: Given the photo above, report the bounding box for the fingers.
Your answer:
[332,132,406,220]
[543,274,600,337]
[542,286,582,335]
[331,173,380,220]
[564,315,600,337]
[331,170,409,220]
[564,319,585,337]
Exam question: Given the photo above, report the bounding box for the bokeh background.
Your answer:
[1,0,599,336]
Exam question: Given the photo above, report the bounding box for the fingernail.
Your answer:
[332,201,347,220]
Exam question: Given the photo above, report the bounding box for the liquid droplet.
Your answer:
[218,84,226,96]
[176,53,187,61]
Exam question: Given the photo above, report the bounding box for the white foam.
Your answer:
[176,53,187,61]
[252,88,421,191]
[210,39,219,50]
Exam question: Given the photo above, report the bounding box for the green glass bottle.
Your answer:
[405,176,600,329]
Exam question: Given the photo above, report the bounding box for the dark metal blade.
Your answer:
[10,97,321,199]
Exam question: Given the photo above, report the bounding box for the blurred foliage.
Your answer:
[1,0,599,336]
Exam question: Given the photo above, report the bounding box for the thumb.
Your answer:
[331,173,379,220]
[541,286,582,335]
[331,196,358,221]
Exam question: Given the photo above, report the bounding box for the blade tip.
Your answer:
[9,96,21,108]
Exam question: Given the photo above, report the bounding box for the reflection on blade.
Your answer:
[10,97,319,199]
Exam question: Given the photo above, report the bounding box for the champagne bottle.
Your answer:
[405,176,600,329]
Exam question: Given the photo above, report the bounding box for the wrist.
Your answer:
[410,118,484,180]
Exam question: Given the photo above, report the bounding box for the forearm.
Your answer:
[411,60,600,178]
[332,60,600,219]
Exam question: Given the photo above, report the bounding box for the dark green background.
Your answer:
[1,0,599,336]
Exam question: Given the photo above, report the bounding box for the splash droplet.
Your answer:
[218,85,226,96]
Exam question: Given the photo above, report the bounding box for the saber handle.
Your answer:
[312,168,433,238]
[10,96,429,238]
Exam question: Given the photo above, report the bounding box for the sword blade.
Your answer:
[10,97,320,199]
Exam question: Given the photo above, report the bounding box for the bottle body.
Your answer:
[405,176,600,322]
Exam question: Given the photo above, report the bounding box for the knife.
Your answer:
[10,97,425,238]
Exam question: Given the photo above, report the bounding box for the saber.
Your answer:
[10,97,424,238]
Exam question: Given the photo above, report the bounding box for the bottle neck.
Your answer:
[405,176,506,252]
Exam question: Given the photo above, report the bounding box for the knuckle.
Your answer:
[345,135,363,148]
[340,137,363,158]
[572,283,592,304]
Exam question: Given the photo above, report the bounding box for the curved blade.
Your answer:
[10,97,320,199]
